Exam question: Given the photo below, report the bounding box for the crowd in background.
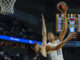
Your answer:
[0,15,41,40]
[0,15,39,60]
[0,46,30,60]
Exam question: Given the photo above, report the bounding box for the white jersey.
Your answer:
[48,40,64,60]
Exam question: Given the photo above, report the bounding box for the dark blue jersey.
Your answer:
[30,51,46,60]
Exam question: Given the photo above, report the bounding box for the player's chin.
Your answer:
[48,39,51,41]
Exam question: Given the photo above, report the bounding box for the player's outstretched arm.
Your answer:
[58,11,67,42]
[41,14,47,47]
[57,2,68,42]
[46,32,77,52]
[40,14,47,57]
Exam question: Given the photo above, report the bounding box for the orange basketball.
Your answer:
[57,2,68,13]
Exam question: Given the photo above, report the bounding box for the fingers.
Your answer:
[68,32,77,39]
[71,32,77,34]
[73,35,77,38]
[42,14,44,18]
[42,14,46,25]
[71,32,77,38]
[42,14,45,19]
[70,32,77,35]
[42,14,45,21]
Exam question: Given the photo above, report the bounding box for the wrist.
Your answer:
[65,37,70,41]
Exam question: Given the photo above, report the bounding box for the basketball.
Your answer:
[57,2,68,13]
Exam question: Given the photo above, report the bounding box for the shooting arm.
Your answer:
[58,11,67,42]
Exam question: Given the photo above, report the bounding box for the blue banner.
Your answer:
[0,35,80,47]
[0,35,42,45]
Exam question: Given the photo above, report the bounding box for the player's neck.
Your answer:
[50,39,55,44]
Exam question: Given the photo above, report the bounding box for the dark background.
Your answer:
[14,0,80,34]
[0,0,80,60]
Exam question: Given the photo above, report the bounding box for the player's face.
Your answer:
[34,43,41,52]
[48,32,55,41]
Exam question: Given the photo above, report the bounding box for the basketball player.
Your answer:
[30,14,77,60]
[30,14,47,60]
[46,2,71,60]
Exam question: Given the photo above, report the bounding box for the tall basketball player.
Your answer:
[46,2,69,60]
[30,14,47,60]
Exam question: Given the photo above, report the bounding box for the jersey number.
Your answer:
[57,50,61,55]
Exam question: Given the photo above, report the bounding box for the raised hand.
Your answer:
[41,14,47,57]
[41,13,47,46]
[42,14,45,24]
[67,32,77,41]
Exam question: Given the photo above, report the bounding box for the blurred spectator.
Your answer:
[0,16,41,41]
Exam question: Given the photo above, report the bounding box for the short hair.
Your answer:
[48,32,55,36]
[48,32,53,34]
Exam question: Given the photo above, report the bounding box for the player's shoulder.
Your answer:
[55,39,60,43]
[46,43,51,47]
[47,43,52,46]
[47,43,55,47]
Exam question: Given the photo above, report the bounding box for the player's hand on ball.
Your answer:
[62,5,68,12]
[67,32,77,40]
[57,2,68,13]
